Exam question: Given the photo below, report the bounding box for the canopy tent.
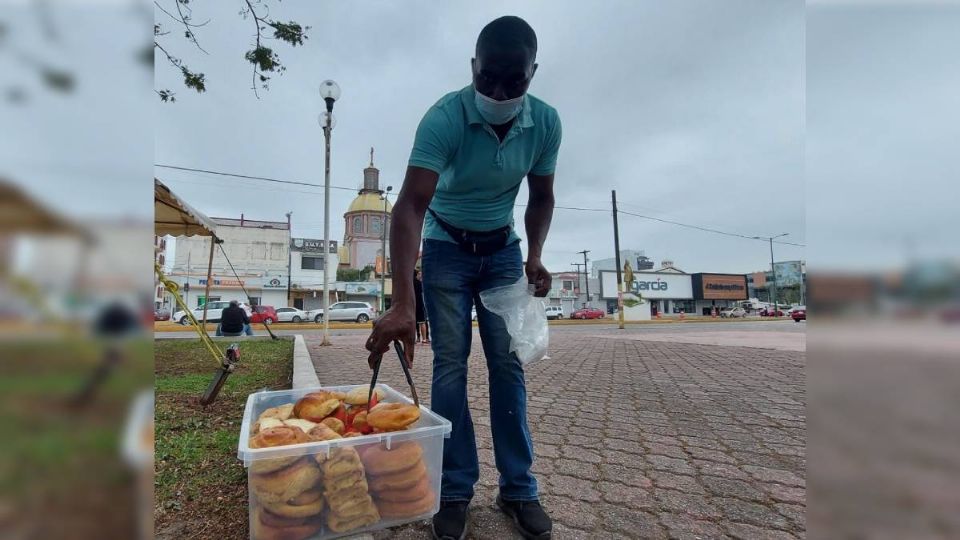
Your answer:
[154,178,221,329]
[0,179,90,238]
[154,178,217,238]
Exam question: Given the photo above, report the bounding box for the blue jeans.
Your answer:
[421,239,537,503]
[216,323,253,336]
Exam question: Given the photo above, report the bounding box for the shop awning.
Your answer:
[0,179,89,238]
[154,178,217,237]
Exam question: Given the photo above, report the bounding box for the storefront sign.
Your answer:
[773,261,803,287]
[693,274,748,300]
[291,238,338,253]
[600,271,693,300]
[198,278,245,288]
[345,282,381,296]
[262,277,286,289]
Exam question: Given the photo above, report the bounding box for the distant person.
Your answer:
[414,269,430,343]
[217,300,249,337]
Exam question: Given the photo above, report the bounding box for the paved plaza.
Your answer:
[307,322,806,539]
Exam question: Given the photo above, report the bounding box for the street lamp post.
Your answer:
[380,186,392,314]
[753,233,789,317]
[319,80,340,346]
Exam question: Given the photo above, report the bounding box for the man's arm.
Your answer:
[365,166,439,368]
[524,172,555,297]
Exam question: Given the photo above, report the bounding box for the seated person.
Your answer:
[217,300,249,337]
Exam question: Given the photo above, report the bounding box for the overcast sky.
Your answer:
[151,0,805,275]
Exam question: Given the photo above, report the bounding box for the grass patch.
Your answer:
[155,337,293,539]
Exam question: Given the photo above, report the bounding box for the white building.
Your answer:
[169,215,290,309]
[289,238,340,311]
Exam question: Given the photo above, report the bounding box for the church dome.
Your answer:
[346,192,392,214]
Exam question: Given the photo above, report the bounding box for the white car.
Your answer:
[720,307,747,318]
[173,300,232,325]
[545,306,564,320]
[308,302,375,323]
[275,307,308,323]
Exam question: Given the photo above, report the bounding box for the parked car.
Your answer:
[154,308,171,321]
[720,307,747,318]
[274,307,308,323]
[249,305,277,324]
[308,302,375,323]
[791,307,806,322]
[571,307,605,320]
[174,300,232,325]
[545,306,564,320]
[760,306,786,317]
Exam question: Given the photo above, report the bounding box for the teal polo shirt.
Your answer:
[408,85,562,244]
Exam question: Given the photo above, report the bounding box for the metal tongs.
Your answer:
[368,340,420,408]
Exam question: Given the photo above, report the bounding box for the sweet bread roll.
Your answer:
[257,505,315,528]
[368,461,427,492]
[323,470,367,494]
[306,423,341,442]
[325,486,376,517]
[320,417,345,434]
[343,431,363,438]
[374,474,430,503]
[282,418,318,433]
[258,403,294,423]
[253,506,322,540]
[326,506,379,533]
[249,458,321,504]
[321,447,362,478]
[362,441,424,476]
[366,403,420,431]
[254,417,284,434]
[249,426,310,475]
[260,488,324,519]
[351,410,369,431]
[376,489,436,519]
[293,392,342,421]
[344,385,385,405]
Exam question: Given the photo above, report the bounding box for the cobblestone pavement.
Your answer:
[307,327,805,539]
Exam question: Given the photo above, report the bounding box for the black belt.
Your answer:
[428,208,511,256]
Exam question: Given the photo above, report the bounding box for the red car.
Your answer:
[571,307,605,320]
[761,307,786,317]
[249,305,277,325]
[791,308,806,322]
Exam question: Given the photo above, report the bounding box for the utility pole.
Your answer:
[379,186,392,314]
[752,233,789,317]
[577,249,590,305]
[571,263,584,305]
[611,191,624,330]
[286,212,292,309]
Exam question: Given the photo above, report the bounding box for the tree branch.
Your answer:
[154,0,209,54]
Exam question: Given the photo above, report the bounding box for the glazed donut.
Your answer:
[257,505,314,528]
[320,417,345,434]
[344,385,385,405]
[368,461,427,492]
[249,426,309,474]
[253,507,322,540]
[249,458,321,504]
[361,441,424,476]
[257,403,294,423]
[374,474,430,503]
[260,488,324,519]
[376,489,436,519]
[293,392,342,422]
[366,403,420,431]
[282,418,318,433]
[326,506,380,533]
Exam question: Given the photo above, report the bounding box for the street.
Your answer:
[305,320,806,539]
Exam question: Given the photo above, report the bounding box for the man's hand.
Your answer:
[525,258,552,297]
[365,304,416,369]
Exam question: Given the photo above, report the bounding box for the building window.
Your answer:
[270,242,284,260]
[252,241,267,259]
[673,300,695,314]
[301,256,324,270]
[248,296,261,306]
[370,216,382,235]
[562,280,575,290]
[352,216,363,234]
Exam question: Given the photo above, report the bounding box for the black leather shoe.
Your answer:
[496,495,552,539]
[432,500,470,540]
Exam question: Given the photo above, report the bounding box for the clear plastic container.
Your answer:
[238,384,451,540]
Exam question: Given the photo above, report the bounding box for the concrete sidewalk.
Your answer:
[307,328,806,539]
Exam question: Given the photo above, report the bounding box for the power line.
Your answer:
[155,163,803,247]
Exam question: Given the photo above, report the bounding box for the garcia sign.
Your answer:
[600,271,693,300]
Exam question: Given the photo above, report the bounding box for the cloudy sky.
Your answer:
[151,0,805,275]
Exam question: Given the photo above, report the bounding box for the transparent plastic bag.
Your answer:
[479,277,549,365]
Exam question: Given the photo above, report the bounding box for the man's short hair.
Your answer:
[476,16,537,59]
[229,300,239,307]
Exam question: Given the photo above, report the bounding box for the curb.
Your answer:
[292,335,320,389]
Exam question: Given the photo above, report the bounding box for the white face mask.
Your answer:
[474,89,524,125]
